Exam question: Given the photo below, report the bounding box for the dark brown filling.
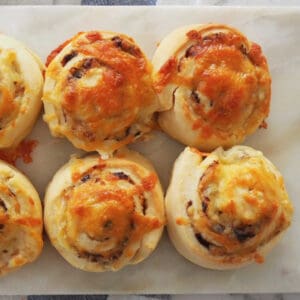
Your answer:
[78,249,124,264]
[134,131,141,137]
[191,90,201,104]
[233,225,256,242]
[186,200,193,209]
[70,67,83,79]
[111,36,141,57]
[103,220,113,229]
[68,58,103,80]
[61,51,78,66]
[0,199,7,212]
[239,44,248,56]
[112,172,134,184]
[142,197,147,215]
[80,174,90,183]
[185,45,201,58]
[125,126,131,137]
[201,196,209,214]
[195,233,212,249]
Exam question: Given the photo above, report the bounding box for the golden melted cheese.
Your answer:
[189,146,293,260]
[0,34,43,149]
[65,165,161,260]
[165,145,293,269]
[43,31,160,155]
[153,24,271,151]
[0,50,23,130]
[44,151,165,272]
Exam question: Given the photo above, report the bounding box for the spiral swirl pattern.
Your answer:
[153,24,271,151]
[44,150,165,272]
[43,31,160,156]
[165,146,293,269]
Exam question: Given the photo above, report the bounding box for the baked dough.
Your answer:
[43,31,160,157]
[0,34,44,148]
[44,149,165,272]
[0,160,43,276]
[165,146,293,269]
[153,24,271,151]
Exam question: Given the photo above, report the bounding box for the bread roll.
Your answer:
[0,160,43,276]
[44,149,165,272]
[0,34,44,148]
[153,24,271,151]
[165,146,293,269]
[43,31,160,157]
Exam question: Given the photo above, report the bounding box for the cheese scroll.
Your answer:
[153,24,271,151]
[43,31,160,157]
[44,150,165,272]
[165,146,293,269]
[0,160,43,276]
[0,34,44,148]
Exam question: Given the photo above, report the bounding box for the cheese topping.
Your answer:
[43,31,159,155]
[156,25,270,139]
[0,34,43,149]
[63,163,161,263]
[0,50,23,131]
[44,152,165,271]
[153,24,271,150]
[187,147,292,262]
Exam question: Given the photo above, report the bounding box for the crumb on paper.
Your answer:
[0,139,38,166]
[259,119,268,129]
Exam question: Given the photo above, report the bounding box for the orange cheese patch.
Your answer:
[0,139,37,166]
[189,153,292,261]
[64,162,162,260]
[15,217,42,227]
[154,28,271,139]
[46,31,156,152]
[142,173,157,191]
[0,87,16,122]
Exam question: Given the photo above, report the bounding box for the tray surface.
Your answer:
[0,5,299,294]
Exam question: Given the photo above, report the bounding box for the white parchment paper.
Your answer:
[0,5,299,294]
